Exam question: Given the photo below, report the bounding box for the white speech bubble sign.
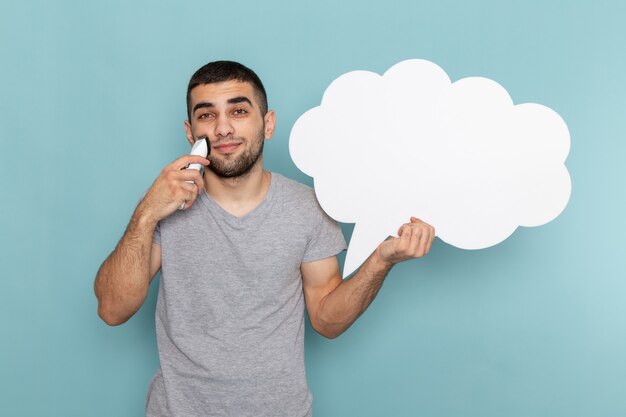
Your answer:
[289,59,571,278]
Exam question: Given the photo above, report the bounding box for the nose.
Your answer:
[214,113,234,139]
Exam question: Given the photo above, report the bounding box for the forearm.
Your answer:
[316,249,393,338]
[94,204,157,325]
[307,217,434,339]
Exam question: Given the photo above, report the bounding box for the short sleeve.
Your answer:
[302,208,347,263]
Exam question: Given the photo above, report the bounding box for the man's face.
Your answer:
[184,80,275,178]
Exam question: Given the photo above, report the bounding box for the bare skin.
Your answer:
[94,154,208,325]
[94,80,435,335]
[302,216,434,338]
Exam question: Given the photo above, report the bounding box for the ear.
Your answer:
[264,110,276,140]
[184,120,195,146]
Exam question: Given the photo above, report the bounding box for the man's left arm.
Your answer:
[302,217,435,339]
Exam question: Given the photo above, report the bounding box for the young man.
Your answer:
[94,61,435,417]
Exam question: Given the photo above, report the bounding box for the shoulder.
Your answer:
[271,173,332,227]
[272,173,319,206]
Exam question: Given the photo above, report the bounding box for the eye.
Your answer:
[197,112,215,121]
[232,108,248,117]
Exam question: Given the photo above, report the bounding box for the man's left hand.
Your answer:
[376,217,435,266]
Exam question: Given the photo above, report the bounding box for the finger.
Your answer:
[180,169,204,194]
[425,226,436,253]
[410,217,422,224]
[169,155,210,170]
[194,170,205,194]
[180,180,197,195]
[415,227,431,257]
[178,191,195,210]
[399,224,412,242]
[390,224,409,254]
[179,182,198,207]
[402,224,417,254]
[408,226,424,255]
[171,169,204,184]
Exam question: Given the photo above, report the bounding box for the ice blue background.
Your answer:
[1,1,625,416]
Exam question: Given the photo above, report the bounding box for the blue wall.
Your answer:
[1,1,625,416]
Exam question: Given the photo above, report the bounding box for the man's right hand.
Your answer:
[139,155,210,223]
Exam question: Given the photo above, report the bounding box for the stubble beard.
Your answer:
[207,128,265,179]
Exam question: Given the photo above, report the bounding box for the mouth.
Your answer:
[212,141,243,154]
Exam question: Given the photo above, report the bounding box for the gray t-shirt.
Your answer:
[146,173,347,417]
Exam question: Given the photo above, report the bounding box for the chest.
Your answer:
[159,213,311,297]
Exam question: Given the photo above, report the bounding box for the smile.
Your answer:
[213,142,242,153]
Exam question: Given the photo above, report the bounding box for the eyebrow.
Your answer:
[192,96,254,115]
[227,96,253,106]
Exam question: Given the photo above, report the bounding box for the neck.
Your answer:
[203,159,271,217]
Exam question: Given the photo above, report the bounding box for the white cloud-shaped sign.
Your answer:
[289,59,571,277]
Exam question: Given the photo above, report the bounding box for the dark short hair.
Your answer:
[186,61,268,121]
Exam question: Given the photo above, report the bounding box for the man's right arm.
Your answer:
[94,207,162,326]
[94,155,208,326]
